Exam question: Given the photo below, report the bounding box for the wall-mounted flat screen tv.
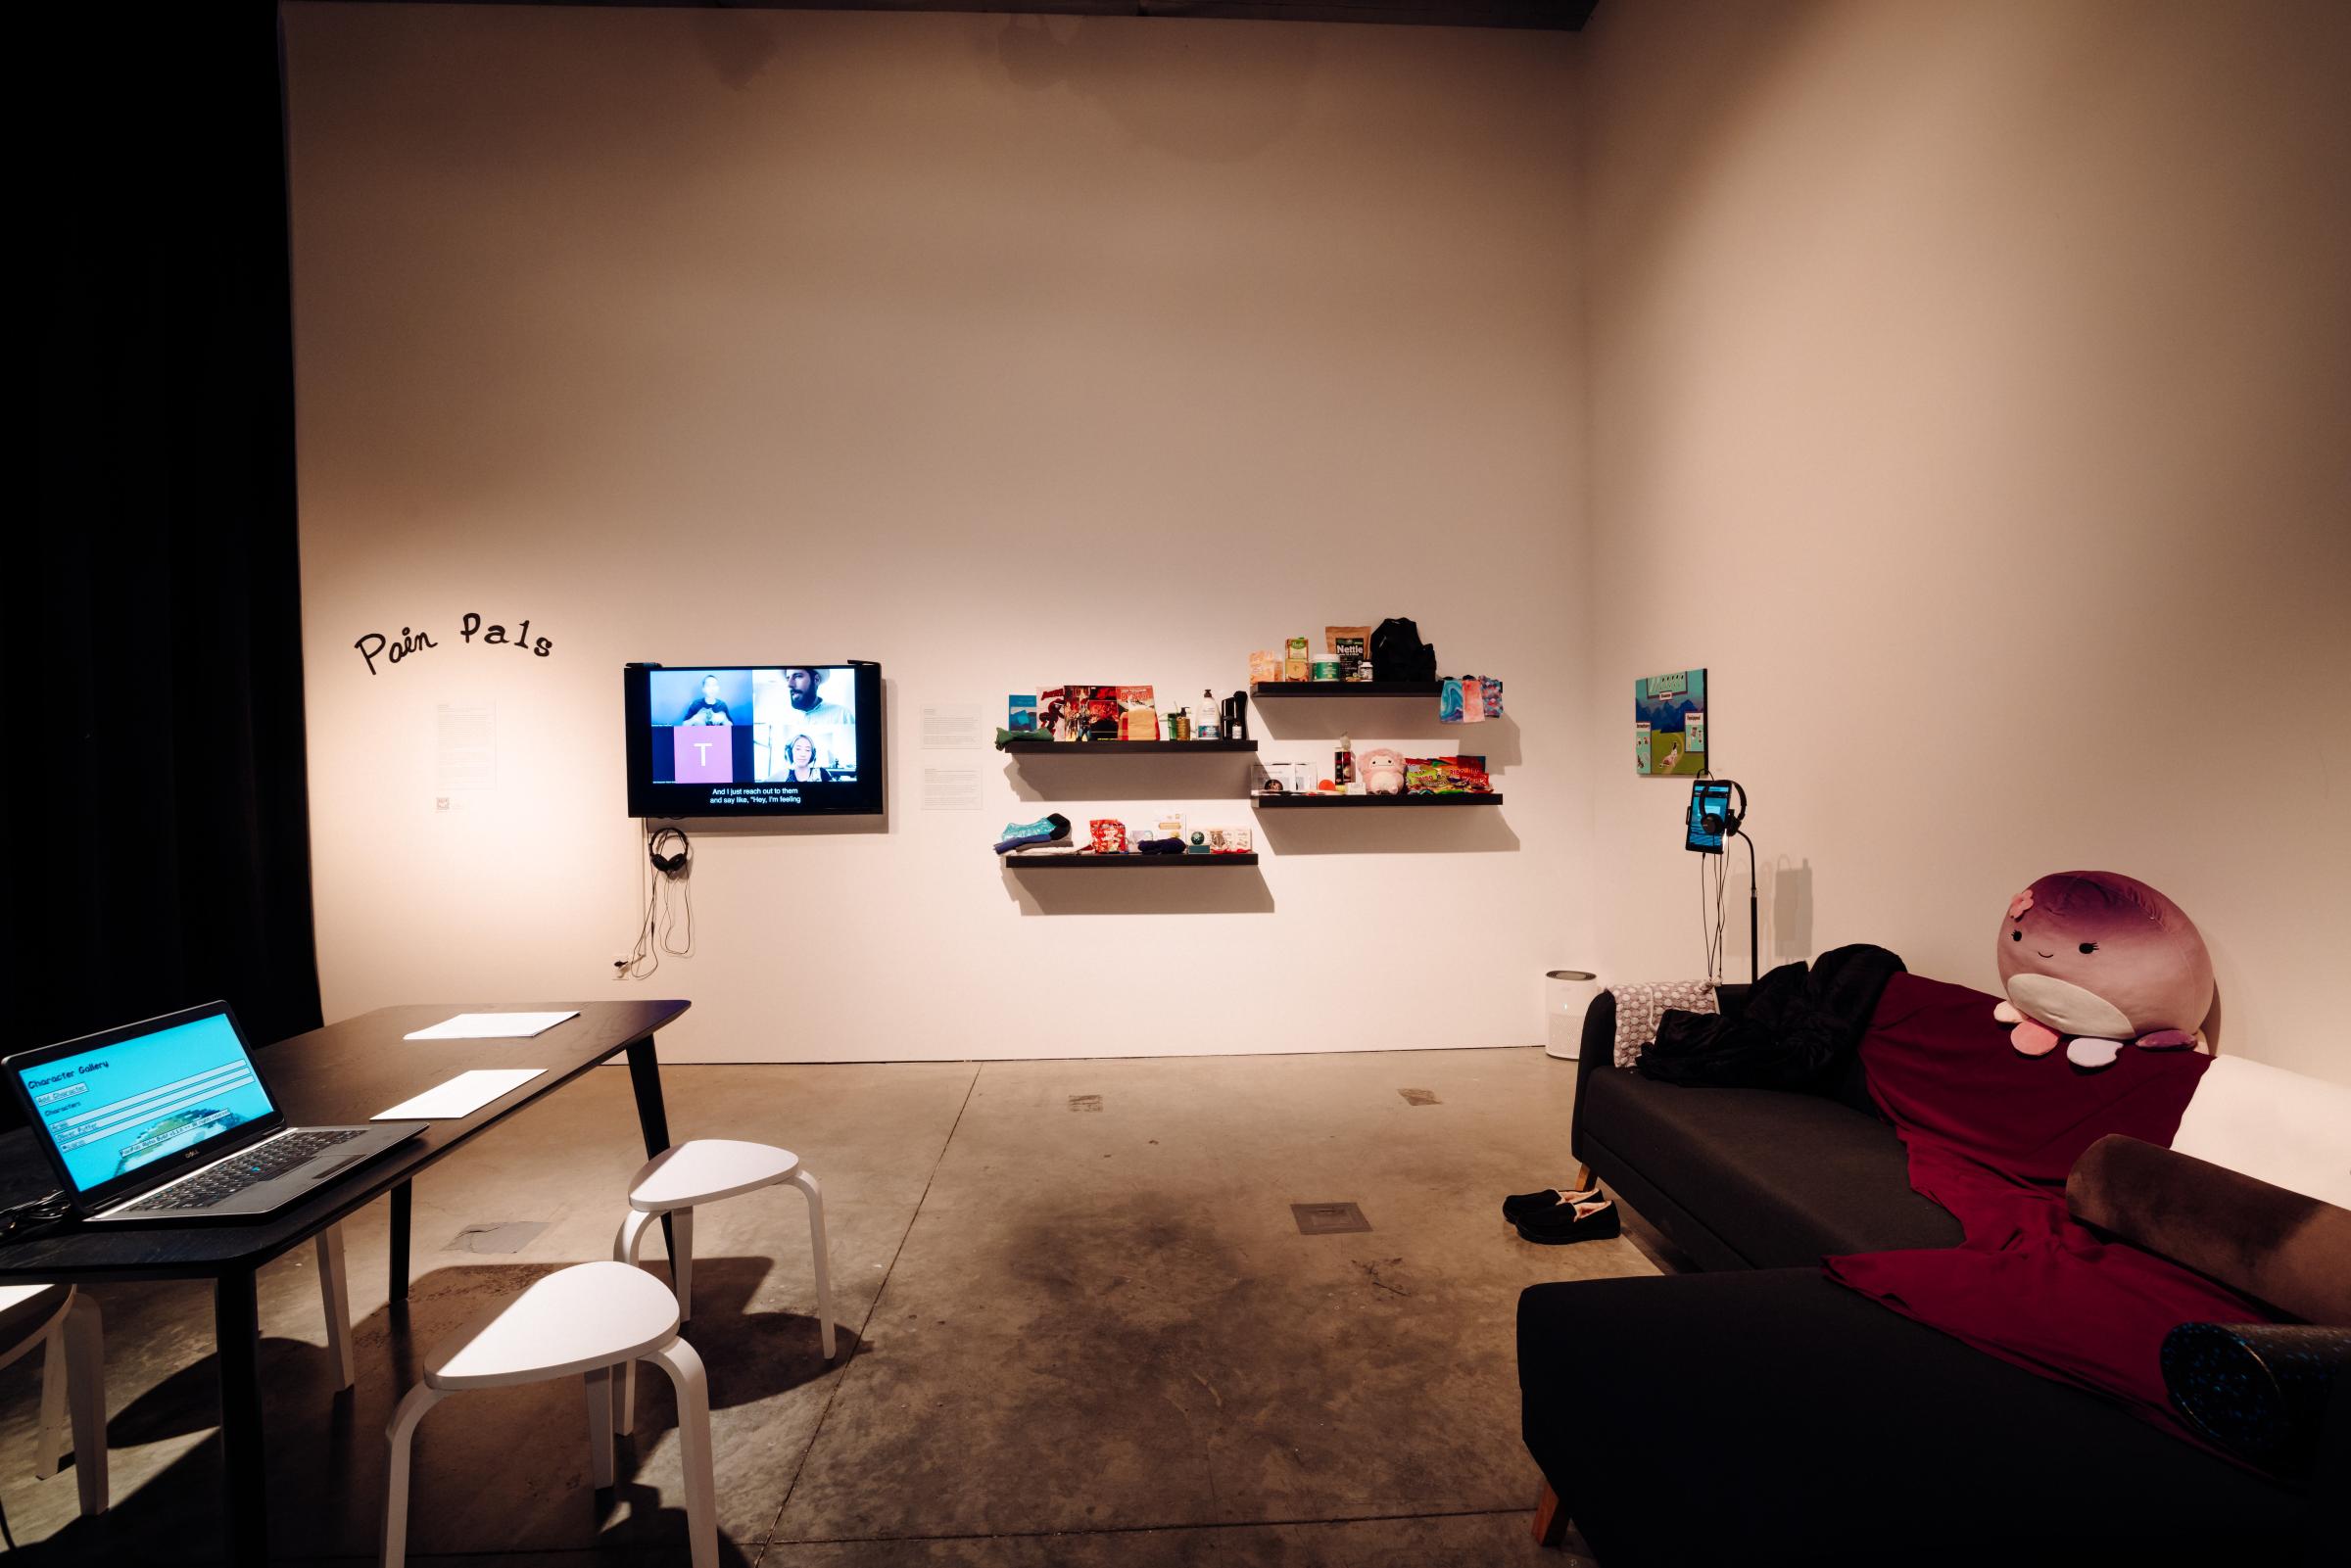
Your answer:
[624,661,884,818]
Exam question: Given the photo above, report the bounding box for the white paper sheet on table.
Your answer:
[402,1011,578,1041]
[371,1069,546,1121]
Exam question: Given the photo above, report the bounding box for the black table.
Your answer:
[0,998,691,1563]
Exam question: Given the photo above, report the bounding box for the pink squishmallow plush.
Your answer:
[1994,871,2214,1070]
[1359,747,1407,795]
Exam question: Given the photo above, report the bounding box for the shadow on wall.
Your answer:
[992,15,1320,163]
[1255,702,1524,764]
[1253,808,1519,857]
[1769,855,1813,962]
[1003,751,1256,804]
[655,813,890,839]
[692,9,783,90]
[677,10,1319,159]
[1003,863,1274,916]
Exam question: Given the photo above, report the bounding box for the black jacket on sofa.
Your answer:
[1519,987,2329,1568]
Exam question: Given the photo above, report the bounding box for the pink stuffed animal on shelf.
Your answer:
[1993,871,2214,1070]
[1358,747,1407,795]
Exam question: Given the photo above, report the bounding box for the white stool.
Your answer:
[380,1261,716,1568]
[615,1140,835,1430]
[0,1283,106,1517]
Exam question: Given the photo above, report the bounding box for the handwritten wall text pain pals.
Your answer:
[354,613,552,675]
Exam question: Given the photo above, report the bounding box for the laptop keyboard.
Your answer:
[136,1129,364,1211]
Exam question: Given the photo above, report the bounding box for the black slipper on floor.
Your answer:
[1512,1198,1621,1246]
[1502,1185,1603,1222]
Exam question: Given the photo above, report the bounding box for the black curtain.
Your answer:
[13,4,321,1077]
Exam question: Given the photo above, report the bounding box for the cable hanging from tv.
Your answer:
[617,824,694,979]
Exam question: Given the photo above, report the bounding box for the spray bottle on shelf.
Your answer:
[1334,734,1355,790]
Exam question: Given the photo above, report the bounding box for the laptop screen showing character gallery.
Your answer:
[16,1011,277,1196]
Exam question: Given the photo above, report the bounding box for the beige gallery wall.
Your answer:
[283,6,1588,1061]
[1579,1,2351,1080]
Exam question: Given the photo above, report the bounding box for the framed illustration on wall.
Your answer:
[1635,668,1706,776]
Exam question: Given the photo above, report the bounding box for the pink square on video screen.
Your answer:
[671,727,734,783]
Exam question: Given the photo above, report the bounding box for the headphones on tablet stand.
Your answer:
[1685,778,1757,987]
[1702,780,1746,838]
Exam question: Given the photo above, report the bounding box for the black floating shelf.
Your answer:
[1254,792,1504,808]
[1002,852,1260,870]
[1001,739,1258,754]
[1249,681,1443,698]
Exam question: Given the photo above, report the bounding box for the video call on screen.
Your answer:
[648,667,861,786]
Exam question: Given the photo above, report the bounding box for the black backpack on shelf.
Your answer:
[1372,617,1437,682]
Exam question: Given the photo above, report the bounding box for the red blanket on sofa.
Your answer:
[1823,974,2272,1443]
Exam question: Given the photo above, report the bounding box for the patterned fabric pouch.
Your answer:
[1609,979,1720,1069]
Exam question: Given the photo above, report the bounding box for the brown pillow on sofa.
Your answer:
[2067,1134,2351,1325]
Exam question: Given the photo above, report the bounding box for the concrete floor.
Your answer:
[1,1049,1650,1563]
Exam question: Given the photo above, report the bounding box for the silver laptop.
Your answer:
[4,1001,423,1223]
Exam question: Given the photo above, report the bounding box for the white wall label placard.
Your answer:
[436,702,497,791]
[922,704,984,751]
[922,766,982,811]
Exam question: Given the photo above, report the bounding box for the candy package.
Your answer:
[1439,755,1492,791]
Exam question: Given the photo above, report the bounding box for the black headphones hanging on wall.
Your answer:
[648,826,692,878]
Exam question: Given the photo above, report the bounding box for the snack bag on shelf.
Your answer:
[1439,755,1491,792]
[1325,626,1371,679]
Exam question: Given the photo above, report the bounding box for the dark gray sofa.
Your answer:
[1567,983,1959,1267]
[1517,984,2334,1567]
